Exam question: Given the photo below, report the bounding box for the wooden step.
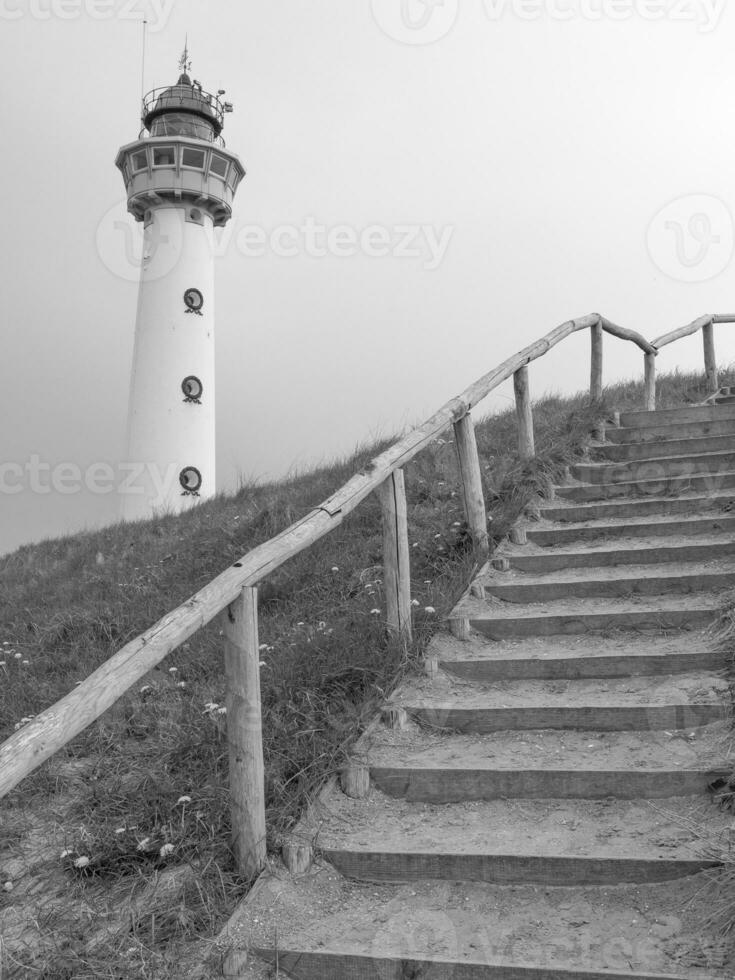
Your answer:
[435,632,727,681]
[453,592,723,638]
[253,947,727,980]
[607,418,735,444]
[526,514,735,547]
[487,551,735,581]
[389,668,729,734]
[364,723,732,802]
[402,700,726,733]
[596,434,735,463]
[541,492,735,523]
[619,404,735,427]
[572,450,735,485]
[315,791,724,886]
[235,859,735,979]
[555,470,735,502]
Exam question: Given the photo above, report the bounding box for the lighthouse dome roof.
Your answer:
[142,74,224,137]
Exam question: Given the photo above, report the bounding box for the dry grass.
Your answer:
[0,367,732,978]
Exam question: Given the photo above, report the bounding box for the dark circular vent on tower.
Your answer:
[179,466,202,495]
[184,287,204,314]
[182,376,203,402]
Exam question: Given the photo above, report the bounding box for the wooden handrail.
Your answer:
[651,313,735,350]
[648,312,735,400]
[0,310,723,827]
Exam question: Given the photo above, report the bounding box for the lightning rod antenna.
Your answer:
[140,15,148,120]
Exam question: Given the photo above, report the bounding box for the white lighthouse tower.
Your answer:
[116,48,245,521]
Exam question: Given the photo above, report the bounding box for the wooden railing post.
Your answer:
[644,352,656,411]
[703,321,718,392]
[453,412,489,562]
[513,365,535,459]
[377,470,412,642]
[223,586,267,878]
[590,319,603,401]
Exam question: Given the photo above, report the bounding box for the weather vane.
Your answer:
[178,36,191,75]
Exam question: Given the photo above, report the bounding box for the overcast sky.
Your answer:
[1,0,735,557]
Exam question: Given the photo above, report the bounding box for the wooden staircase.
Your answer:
[226,400,735,979]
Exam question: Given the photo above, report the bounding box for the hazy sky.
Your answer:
[2,0,735,556]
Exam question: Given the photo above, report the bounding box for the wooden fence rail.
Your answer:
[1,310,733,876]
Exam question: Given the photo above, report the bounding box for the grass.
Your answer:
[0,366,733,978]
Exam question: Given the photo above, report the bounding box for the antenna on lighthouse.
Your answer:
[140,16,148,116]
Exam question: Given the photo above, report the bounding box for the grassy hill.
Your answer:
[0,368,731,978]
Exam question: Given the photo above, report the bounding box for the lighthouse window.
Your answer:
[150,113,215,142]
[130,150,148,173]
[227,168,243,192]
[152,146,176,167]
[182,147,206,170]
[210,154,229,179]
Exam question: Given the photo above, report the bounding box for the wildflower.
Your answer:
[412,543,419,548]
[3,881,12,892]
[258,643,268,651]
[424,606,436,614]
[331,566,339,572]
[21,660,29,666]
[114,827,126,834]
[74,856,90,869]
[296,621,305,627]
[411,599,420,607]
[176,681,187,689]
[317,621,326,630]
[136,838,151,852]
[159,843,175,858]
[176,795,192,805]
[203,702,219,713]
[434,534,441,539]
[259,660,267,667]
[2,641,9,645]
[0,662,5,667]
[168,666,178,674]
[13,653,21,660]
[216,706,227,716]
[370,608,380,616]
[139,685,151,693]
[60,848,74,859]
[452,522,461,527]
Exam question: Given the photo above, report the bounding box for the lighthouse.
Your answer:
[116,48,245,521]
